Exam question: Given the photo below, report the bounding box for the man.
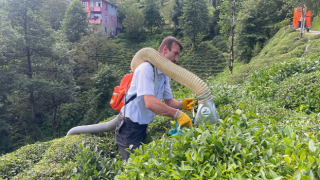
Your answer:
[115,36,194,160]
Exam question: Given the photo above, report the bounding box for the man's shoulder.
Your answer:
[135,62,154,72]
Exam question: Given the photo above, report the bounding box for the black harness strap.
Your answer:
[124,63,155,105]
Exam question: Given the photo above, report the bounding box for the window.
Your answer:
[111,16,113,20]
[82,2,88,8]
[105,4,107,10]
[105,15,107,21]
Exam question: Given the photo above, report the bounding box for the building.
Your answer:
[81,0,119,36]
[293,7,311,31]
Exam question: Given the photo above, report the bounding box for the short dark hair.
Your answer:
[158,36,183,53]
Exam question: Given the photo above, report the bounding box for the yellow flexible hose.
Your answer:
[131,48,212,103]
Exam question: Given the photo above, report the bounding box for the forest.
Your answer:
[1,0,320,179]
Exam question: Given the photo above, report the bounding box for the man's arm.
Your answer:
[144,95,177,118]
[164,98,181,109]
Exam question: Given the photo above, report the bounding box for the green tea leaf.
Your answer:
[285,156,291,164]
[284,138,292,145]
[309,140,316,152]
[273,177,284,180]
[300,152,307,161]
[182,166,195,171]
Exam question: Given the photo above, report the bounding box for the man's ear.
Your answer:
[163,46,168,55]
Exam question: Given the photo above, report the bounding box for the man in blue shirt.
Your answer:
[115,36,194,160]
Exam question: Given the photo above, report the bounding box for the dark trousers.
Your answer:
[115,115,148,161]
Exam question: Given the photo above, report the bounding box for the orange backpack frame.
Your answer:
[110,73,134,112]
[110,63,155,112]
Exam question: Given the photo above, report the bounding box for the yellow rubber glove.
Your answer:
[181,98,195,111]
[174,110,193,127]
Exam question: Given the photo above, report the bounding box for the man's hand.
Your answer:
[174,110,193,127]
[181,98,195,111]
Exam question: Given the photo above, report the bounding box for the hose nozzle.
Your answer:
[194,100,219,126]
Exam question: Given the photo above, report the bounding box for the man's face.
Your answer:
[164,42,181,64]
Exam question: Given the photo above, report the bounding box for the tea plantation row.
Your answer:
[115,57,320,179]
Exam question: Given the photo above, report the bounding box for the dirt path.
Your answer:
[308,30,320,35]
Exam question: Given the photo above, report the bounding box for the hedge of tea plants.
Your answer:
[116,110,320,179]
[113,58,320,179]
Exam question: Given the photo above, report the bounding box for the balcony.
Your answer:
[90,18,102,24]
[89,7,101,12]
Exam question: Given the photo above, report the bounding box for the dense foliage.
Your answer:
[312,15,320,31]
[61,0,88,43]
[179,0,209,49]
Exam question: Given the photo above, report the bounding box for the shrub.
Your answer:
[115,109,320,179]
[311,15,320,31]
[5,133,118,180]
[0,141,53,179]
[71,143,123,180]
[246,58,320,102]
[275,71,320,113]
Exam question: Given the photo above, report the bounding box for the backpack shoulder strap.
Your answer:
[152,63,159,96]
[124,62,157,105]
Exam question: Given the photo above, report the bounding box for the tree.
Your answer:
[80,64,121,125]
[43,0,69,31]
[5,0,54,140]
[143,0,163,33]
[61,0,88,43]
[229,0,235,74]
[40,32,76,138]
[218,0,240,74]
[171,0,184,28]
[117,0,137,22]
[123,6,145,39]
[235,0,286,63]
[180,0,209,49]
[0,11,20,154]
[212,0,222,8]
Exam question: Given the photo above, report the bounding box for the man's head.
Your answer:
[158,36,183,64]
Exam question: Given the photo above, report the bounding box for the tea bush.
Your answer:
[246,58,320,101]
[274,71,320,113]
[12,134,114,179]
[70,113,174,180]
[0,141,53,179]
[115,109,320,179]
[71,143,123,180]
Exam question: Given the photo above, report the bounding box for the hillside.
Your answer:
[95,30,227,78]
[1,27,320,179]
[215,26,320,84]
